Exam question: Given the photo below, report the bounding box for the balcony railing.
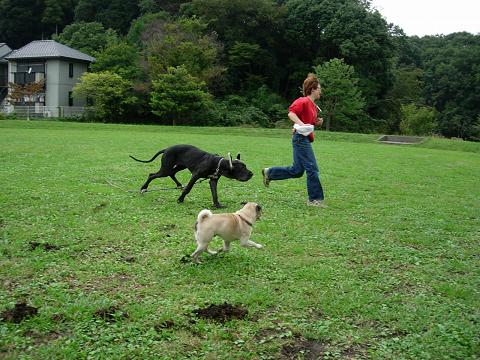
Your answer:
[0,105,86,118]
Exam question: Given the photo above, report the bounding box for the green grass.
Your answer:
[0,120,479,359]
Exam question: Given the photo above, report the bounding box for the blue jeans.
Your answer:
[267,132,324,201]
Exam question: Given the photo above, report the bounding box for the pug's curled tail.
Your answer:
[195,209,212,232]
[197,209,212,223]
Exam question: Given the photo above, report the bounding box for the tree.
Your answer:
[400,104,437,136]
[53,22,119,56]
[8,80,45,120]
[378,66,425,133]
[42,0,77,35]
[126,12,169,46]
[92,42,143,81]
[150,66,212,125]
[314,58,366,132]
[138,0,190,15]
[142,18,225,91]
[74,0,139,34]
[419,32,480,139]
[0,0,45,48]
[183,0,283,49]
[72,72,137,121]
[227,42,272,93]
[182,0,285,92]
[283,0,394,115]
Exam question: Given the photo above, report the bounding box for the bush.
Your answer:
[400,103,438,136]
[207,96,269,127]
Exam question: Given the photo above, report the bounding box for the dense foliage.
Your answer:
[1,0,479,139]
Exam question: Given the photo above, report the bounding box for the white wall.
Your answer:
[46,59,89,107]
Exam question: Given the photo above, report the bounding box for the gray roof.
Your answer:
[5,40,95,62]
[0,43,13,63]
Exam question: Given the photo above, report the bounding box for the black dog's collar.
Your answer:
[238,214,253,227]
[209,158,224,179]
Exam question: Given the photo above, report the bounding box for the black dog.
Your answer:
[130,145,253,208]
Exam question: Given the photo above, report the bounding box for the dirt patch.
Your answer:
[154,320,175,331]
[29,241,60,251]
[161,224,176,231]
[192,303,248,323]
[51,313,66,323]
[280,337,326,360]
[121,255,136,263]
[93,306,129,322]
[93,202,108,212]
[24,330,61,345]
[1,302,38,323]
[342,344,369,359]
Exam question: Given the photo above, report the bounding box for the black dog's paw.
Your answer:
[214,203,227,209]
[140,188,148,194]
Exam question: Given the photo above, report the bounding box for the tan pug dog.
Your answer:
[191,202,263,263]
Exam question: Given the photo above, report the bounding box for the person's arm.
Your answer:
[288,111,305,126]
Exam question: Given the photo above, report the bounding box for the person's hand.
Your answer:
[316,117,324,127]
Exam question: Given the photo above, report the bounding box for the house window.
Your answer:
[69,63,74,78]
[68,91,73,106]
[17,63,45,73]
[14,72,35,85]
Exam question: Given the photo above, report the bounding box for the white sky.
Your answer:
[369,0,480,37]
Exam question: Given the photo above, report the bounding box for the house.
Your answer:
[1,40,95,117]
[0,43,12,105]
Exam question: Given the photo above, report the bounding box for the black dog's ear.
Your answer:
[236,153,241,160]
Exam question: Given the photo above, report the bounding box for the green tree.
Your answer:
[400,104,437,136]
[183,0,283,48]
[283,0,394,117]
[182,0,285,93]
[74,0,139,34]
[126,12,169,46]
[92,42,143,81]
[314,58,366,132]
[72,71,137,121]
[139,0,190,15]
[150,66,212,125]
[227,42,273,93]
[379,66,425,133]
[418,32,480,139]
[0,0,45,48]
[143,18,224,91]
[41,0,77,34]
[53,22,119,56]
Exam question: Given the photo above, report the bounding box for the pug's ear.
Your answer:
[236,153,241,160]
[256,204,262,212]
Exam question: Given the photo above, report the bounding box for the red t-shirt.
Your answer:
[289,97,317,142]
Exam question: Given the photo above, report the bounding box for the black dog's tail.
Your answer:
[129,149,166,163]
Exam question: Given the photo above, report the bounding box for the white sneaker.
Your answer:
[262,168,270,187]
[307,200,327,208]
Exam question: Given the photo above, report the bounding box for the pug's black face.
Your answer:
[255,204,262,219]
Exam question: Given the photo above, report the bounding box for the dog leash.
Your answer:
[198,157,224,184]
[237,214,253,227]
[210,158,224,179]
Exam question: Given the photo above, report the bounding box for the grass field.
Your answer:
[0,120,479,359]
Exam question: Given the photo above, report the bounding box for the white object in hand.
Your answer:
[293,123,314,136]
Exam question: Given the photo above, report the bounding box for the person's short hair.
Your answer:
[303,73,320,96]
